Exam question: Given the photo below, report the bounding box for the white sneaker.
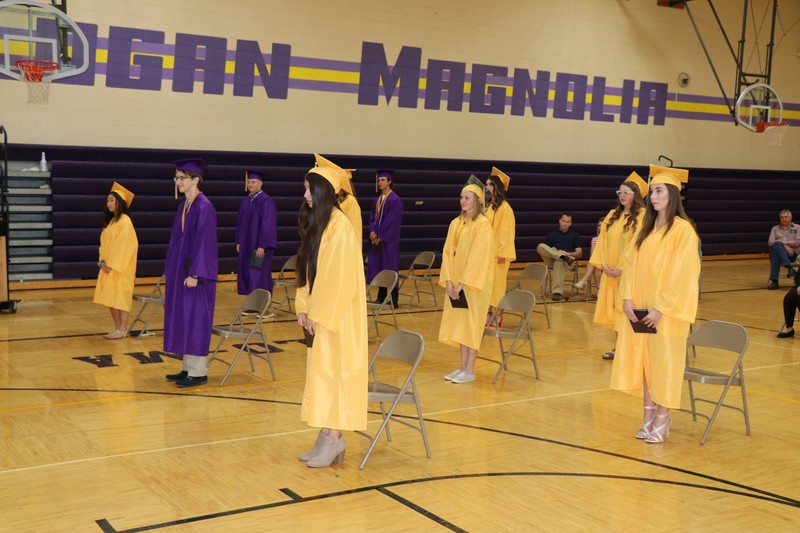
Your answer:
[444,369,463,381]
[574,280,587,289]
[451,372,476,384]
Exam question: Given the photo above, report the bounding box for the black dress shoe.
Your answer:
[166,370,188,381]
[767,280,779,290]
[552,293,562,301]
[787,266,797,279]
[777,329,795,338]
[175,375,208,388]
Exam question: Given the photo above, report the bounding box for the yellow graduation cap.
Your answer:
[490,166,511,191]
[463,174,486,205]
[310,153,345,193]
[110,181,134,207]
[339,168,357,195]
[623,171,648,196]
[649,164,689,188]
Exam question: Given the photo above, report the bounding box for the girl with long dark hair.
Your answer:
[611,165,700,444]
[295,166,368,468]
[588,172,646,360]
[93,182,138,339]
[485,167,516,326]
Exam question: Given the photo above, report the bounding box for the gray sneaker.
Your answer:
[451,372,476,384]
[444,369,463,381]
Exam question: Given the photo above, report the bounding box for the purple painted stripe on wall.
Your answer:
[674,93,729,105]
[667,110,734,123]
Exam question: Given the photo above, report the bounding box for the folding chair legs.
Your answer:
[490,331,539,384]
[206,335,276,386]
[687,378,751,445]
[129,301,162,338]
[358,395,431,469]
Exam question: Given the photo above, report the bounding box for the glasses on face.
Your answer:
[616,190,633,196]
[174,175,194,182]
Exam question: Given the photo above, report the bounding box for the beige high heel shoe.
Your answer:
[635,405,657,439]
[307,435,345,468]
[298,430,325,462]
[645,413,672,443]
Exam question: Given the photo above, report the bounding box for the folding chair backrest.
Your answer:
[496,289,535,315]
[518,264,548,291]
[278,255,297,280]
[370,270,399,293]
[687,320,748,355]
[373,329,424,368]
[136,275,165,300]
[237,289,272,321]
[410,251,435,272]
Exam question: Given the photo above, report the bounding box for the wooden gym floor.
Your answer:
[0,258,798,532]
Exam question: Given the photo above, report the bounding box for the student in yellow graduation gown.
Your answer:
[337,172,362,248]
[486,167,516,325]
[93,182,139,339]
[611,165,700,444]
[588,172,646,360]
[316,153,362,249]
[295,164,368,468]
[439,177,495,384]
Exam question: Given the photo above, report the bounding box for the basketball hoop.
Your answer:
[756,121,789,147]
[16,59,59,104]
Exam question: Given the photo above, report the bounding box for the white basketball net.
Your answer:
[762,123,789,147]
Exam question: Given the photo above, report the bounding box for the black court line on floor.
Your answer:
[2,385,793,530]
[94,470,799,532]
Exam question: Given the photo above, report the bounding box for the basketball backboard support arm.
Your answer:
[0,0,89,80]
[672,0,780,122]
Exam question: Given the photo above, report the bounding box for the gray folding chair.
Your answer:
[683,320,751,445]
[514,264,550,328]
[271,254,297,314]
[397,251,438,307]
[479,289,539,383]
[207,289,275,386]
[366,269,399,336]
[356,329,431,469]
[128,275,165,338]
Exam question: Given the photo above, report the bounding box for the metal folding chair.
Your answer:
[207,289,275,386]
[271,254,297,314]
[366,269,399,337]
[514,264,550,328]
[397,251,438,307]
[128,275,165,338]
[683,320,751,445]
[356,329,431,469]
[480,289,539,383]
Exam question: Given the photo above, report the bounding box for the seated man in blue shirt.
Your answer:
[768,209,800,290]
[537,213,582,301]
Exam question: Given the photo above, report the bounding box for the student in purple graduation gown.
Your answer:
[163,158,219,388]
[235,169,277,295]
[367,169,403,306]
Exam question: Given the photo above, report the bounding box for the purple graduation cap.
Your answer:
[375,169,394,191]
[245,169,264,191]
[173,158,208,177]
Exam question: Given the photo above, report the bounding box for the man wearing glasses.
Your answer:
[163,158,219,387]
[768,209,800,290]
[537,213,582,301]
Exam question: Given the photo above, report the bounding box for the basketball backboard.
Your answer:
[0,0,89,81]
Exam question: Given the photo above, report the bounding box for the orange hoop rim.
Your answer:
[16,59,59,82]
[756,121,789,133]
